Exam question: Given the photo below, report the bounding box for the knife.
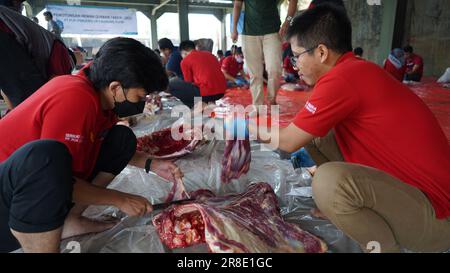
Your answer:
[152,198,196,211]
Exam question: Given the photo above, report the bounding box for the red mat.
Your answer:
[222,79,450,144]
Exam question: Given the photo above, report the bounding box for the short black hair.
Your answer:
[287,3,352,54]
[217,50,224,56]
[310,0,345,9]
[179,40,196,52]
[86,37,168,93]
[43,11,53,18]
[158,38,174,50]
[353,47,363,56]
[225,50,232,57]
[403,45,413,53]
[235,47,243,55]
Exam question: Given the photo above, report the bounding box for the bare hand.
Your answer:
[231,31,239,43]
[279,21,290,40]
[151,159,184,183]
[117,193,152,217]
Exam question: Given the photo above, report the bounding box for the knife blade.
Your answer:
[152,198,195,211]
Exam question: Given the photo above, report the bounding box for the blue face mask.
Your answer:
[113,87,145,118]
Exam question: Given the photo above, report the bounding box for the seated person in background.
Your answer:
[217,49,225,65]
[384,48,406,82]
[221,47,249,87]
[158,38,183,79]
[283,46,300,83]
[168,40,226,108]
[404,45,424,82]
[353,47,363,58]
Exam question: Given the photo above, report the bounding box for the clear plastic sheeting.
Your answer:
[58,98,362,253]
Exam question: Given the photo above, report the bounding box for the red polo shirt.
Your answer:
[406,53,424,78]
[0,69,117,180]
[181,50,226,97]
[221,56,244,78]
[293,52,450,219]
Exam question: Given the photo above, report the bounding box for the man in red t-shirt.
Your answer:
[0,38,183,253]
[221,47,249,87]
[168,40,226,108]
[0,1,73,116]
[404,45,424,82]
[246,5,450,252]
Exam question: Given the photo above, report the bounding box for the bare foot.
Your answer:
[311,208,329,220]
[61,215,119,239]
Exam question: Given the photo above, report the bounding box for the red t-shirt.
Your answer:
[0,70,117,180]
[293,52,450,219]
[283,56,297,74]
[221,56,243,78]
[406,53,424,78]
[0,19,72,78]
[383,58,406,82]
[181,50,226,96]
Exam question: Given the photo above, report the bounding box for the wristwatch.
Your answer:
[145,158,153,173]
[286,15,294,24]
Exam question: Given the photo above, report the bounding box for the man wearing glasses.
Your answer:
[238,4,450,253]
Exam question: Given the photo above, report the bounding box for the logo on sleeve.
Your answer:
[65,133,84,143]
[305,101,317,114]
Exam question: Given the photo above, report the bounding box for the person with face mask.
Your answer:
[0,37,184,253]
[221,47,249,88]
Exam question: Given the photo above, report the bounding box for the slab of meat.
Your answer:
[137,127,200,159]
[221,139,251,183]
[153,182,327,253]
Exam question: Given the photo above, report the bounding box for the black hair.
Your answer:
[179,40,196,52]
[158,38,174,50]
[85,37,168,93]
[217,50,224,56]
[225,50,232,57]
[403,45,413,53]
[310,0,345,9]
[235,47,243,55]
[287,3,352,54]
[353,47,363,56]
[43,11,53,19]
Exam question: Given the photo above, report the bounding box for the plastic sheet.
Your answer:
[409,78,450,145]
[57,101,362,253]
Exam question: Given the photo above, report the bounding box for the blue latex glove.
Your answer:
[234,78,248,86]
[224,116,249,139]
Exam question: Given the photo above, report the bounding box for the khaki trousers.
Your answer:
[306,131,450,253]
[242,33,282,105]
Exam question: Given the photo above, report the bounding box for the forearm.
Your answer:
[232,1,243,32]
[287,0,298,17]
[222,70,236,82]
[73,177,123,207]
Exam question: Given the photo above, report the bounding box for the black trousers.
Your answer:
[405,72,422,82]
[168,78,224,108]
[0,125,136,252]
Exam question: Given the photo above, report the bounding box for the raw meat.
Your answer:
[221,139,251,183]
[153,182,327,253]
[165,177,190,203]
[136,127,200,159]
